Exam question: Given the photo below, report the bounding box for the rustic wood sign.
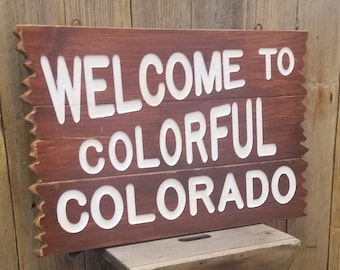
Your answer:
[15,25,307,256]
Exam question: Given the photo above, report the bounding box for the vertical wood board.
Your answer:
[0,0,81,269]
[131,0,191,28]
[0,110,18,269]
[288,0,340,269]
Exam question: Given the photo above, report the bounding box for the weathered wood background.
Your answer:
[0,0,339,269]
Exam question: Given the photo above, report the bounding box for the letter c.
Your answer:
[139,53,165,107]
[57,190,89,233]
[79,139,105,174]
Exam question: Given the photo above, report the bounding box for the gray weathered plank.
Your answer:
[103,224,300,270]
[288,0,340,269]
[0,0,80,269]
[131,0,191,28]
[327,0,340,264]
[0,110,18,270]
[64,0,131,27]
[191,0,247,29]
[245,0,299,30]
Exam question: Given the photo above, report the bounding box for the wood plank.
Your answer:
[326,0,340,226]
[245,0,299,30]
[295,0,340,82]
[30,96,306,182]
[329,227,340,270]
[18,27,306,106]
[0,0,84,269]
[0,111,19,269]
[102,224,300,270]
[328,0,340,263]
[31,96,306,139]
[191,0,247,29]
[131,0,191,28]
[31,159,306,255]
[331,121,340,226]
[264,220,287,232]
[331,90,340,269]
[287,0,340,269]
[64,0,131,27]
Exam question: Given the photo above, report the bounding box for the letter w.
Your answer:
[40,56,82,124]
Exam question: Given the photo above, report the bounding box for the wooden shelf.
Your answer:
[100,224,300,270]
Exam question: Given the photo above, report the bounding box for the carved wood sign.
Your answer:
[15,25,307,256]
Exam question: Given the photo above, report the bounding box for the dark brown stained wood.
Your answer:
[16,26,307,106]
[15,25,307,256]
[30,95,306,182]
[32,158,306,255]
[191,0,247,30]
[31,95,305,139]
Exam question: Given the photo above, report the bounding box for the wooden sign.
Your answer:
[15,25,307,256]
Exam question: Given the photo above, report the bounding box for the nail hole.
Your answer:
[178,234,211,242]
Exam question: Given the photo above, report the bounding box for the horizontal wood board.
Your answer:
[103,224,300,270]
[32,159,306,255]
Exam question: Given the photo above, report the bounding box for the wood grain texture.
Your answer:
[29,96,306,181]
[64,0,131,27]
[328,0,340,266]
[32,159,306,255]
[191,0,247,29]
[0,109,18,270]
[288,0,340,269]
[16,27,307,106]
[329,227,340,270]
[245,0,299,31]
[103,224,300,270]
[0,0,81,269]
[131,0,191,28]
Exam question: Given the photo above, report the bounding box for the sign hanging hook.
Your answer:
[71,18,82,26]
[254,23,263,30]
